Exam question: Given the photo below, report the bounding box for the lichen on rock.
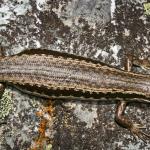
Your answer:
[0,90,13,120]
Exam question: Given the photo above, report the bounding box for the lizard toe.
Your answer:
[130,123,150,143]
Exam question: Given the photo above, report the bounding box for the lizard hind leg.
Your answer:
[115,101,150,143]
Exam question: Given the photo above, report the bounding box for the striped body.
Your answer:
[0,50,150,101]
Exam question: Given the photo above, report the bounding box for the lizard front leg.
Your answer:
[115,101,150,142]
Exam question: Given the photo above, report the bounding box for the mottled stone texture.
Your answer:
[0,0,150,149]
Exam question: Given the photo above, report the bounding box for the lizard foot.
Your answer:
[115,101,150,143]
[130,123,150,143]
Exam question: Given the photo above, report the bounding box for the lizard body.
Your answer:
[0,49,150,101]
[0,49,150,142]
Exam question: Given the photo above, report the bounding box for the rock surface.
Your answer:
[0,0,150,149]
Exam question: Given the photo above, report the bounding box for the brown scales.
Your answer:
[0,48,150,142]
[0,52,150,100]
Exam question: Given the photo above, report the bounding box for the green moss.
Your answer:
[0,90,12,119]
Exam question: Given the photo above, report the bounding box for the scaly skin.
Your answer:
[0,49,150,142]
[0,49,150,100]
